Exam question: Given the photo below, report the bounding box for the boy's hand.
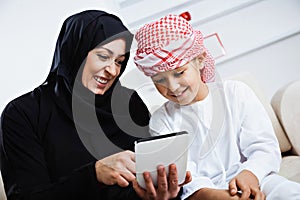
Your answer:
[229,170,265,200]
[133,164,192,200]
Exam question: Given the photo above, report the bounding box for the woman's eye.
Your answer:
[115,60,124,67]
[97,54,109,60]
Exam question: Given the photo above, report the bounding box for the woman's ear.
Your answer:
[195,51,207,69]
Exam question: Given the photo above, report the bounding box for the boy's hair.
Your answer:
[134,14,215,83]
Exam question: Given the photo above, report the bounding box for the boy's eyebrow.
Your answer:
[152,74,159,78]
[175,65,186,71]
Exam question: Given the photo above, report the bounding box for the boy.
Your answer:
[133,14,300,199]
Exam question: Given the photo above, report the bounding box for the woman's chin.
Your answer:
[93,88,106,95]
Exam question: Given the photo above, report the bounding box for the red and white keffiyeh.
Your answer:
[134,14,215,83]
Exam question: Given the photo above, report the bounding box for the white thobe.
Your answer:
[149,80,300,199]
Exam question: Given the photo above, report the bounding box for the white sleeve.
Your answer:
[236,82,281,182]
[181,176,215,199]
[181,159,217,199]
[148,105,173,136]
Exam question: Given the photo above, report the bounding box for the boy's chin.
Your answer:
[175,99,194,106]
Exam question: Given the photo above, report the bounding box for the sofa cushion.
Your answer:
[271,80,300,155]
[279,155,300,183]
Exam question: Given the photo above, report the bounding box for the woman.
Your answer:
[0,10,188,200]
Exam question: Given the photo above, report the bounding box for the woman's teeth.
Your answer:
[94,76,108,84]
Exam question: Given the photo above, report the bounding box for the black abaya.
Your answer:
[0,10,150,200]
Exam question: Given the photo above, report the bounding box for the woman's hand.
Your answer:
[95,150,136,187]
[132,164,192,200]
[229,170,265,200]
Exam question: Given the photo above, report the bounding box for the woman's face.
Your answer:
[82,38,126,95]
[151,55,208,105]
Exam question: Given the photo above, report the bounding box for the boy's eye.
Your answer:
[153,77,165,84]
[174,70,184,77]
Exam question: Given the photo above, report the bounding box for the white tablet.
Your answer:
[135,131,189,189]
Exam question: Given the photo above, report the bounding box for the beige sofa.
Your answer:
[228,72,300,183]
[271,80,300,182]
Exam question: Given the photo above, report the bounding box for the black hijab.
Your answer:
[46,10,150,159]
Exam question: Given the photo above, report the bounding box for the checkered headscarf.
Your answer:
[134,14,215,83]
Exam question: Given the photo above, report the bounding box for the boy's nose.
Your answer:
[167,79,180,92]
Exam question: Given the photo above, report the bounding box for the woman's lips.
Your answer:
[94,76,108,84]
[94,76,109,88]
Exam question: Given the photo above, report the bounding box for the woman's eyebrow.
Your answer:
[98,47,125,57]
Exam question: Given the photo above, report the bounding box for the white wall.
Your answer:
[196,0,300,99]
[1,0,300,113]
[0,0,121,112]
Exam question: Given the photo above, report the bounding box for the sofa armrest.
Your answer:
[271,80,300,156]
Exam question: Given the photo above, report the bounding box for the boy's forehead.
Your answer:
[151,70,169,78]
[151,65,186,77]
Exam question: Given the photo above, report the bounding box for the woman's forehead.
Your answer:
[95,39,126,55]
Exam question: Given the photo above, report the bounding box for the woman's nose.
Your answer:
[105,63,118,76]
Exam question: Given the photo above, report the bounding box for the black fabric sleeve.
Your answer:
[0,96,142,200]
[129,91,150,127]
[128,91,151,142]
[0,102,104,200]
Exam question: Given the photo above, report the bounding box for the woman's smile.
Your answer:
[94,76,108,84]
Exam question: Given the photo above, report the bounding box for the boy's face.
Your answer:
[151,57,208,105]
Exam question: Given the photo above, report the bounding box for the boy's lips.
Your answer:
[170,87,188,97]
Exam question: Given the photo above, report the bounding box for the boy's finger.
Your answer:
[228,179,237,195]
[178,171,192,187]
[143,171,157,198]
[240,188,251,200]
[157,165,168,190]
[168,164,180,195]
[132,179,146,197]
